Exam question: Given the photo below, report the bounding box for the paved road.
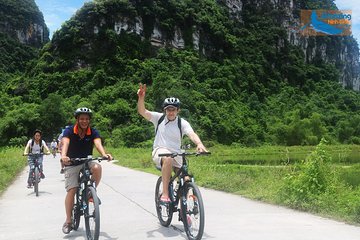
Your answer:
[1,154,360,240]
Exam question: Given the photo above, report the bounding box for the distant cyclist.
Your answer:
[23,129,51,188]
[137,83,207,204]
[60,107,113,234]
[58,129,65,173]
[50,139,58,158]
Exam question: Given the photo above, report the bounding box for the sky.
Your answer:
[35,0,360,43]
[335,0,360,42]
[35,0,90,39]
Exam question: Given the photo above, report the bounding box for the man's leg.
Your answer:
[161,156,172,199]
[65,188,76,223]
[63,188,76,234]
[90,163,102,187]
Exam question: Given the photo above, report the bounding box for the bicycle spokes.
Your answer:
[182,183,205,240]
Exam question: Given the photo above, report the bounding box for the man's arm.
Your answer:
[137,83,152,121]
[187,132,207,152]
[61,137,70,165]
[94,138,113,160]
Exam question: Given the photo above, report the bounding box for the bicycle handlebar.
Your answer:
[70,156,109,163]
[158,152,211,158]
[23,153,45,156]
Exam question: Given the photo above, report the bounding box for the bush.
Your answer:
[280,138,332,210]
[9,136,28,147]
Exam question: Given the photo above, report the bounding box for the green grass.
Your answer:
[0,147,27,194]
[109,144,360,224]
[2,144,360,224]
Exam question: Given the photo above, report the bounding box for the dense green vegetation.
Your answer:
[0,0,359,148]
[0,0,359,226]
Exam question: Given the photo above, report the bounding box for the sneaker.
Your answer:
[27,184,32,188]
[60,168,65,174]
[40,172,45,179]
[62,222,73,234]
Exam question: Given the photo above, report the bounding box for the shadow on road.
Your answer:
[62,228,118,239]
[146,223,188,239]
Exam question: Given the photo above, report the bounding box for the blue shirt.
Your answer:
[62,124,101,165]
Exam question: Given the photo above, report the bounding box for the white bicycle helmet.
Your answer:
[74,107,93,118]
[162,97,180,109]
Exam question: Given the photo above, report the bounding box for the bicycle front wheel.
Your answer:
[181,182,205,240]
[155,177,173,226]
[72,189,81,230]
[85,186,100,240]
[34,168,39,197]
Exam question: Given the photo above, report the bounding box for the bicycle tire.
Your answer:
[34,167,39,197]
[181,182,205,240]
[155,176,173,226]
[85,186,100,240]
[72,190,81,230]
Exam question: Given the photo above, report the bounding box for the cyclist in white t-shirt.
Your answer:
[137,83,207,204]
[23,129,50,188]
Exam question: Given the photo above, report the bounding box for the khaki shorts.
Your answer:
[152,147,182,169]
[64,161,98,191]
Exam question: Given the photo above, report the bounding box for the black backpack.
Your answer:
[30,139,43,153]
[155,115,182,139]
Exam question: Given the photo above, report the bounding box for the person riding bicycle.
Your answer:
[60,107,113,234]
[137,83,207,205]
[50,139,58,157]
[23,129,51,188]
[58,125,69,174]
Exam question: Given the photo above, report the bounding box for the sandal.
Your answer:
[159,196,171,205]
[62,222,72,234]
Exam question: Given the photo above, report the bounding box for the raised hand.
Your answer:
[137,83,147,98]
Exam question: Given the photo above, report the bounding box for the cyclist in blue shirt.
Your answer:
[60,107,112,234]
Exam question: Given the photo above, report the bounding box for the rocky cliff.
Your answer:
[0,0,49,47]
[107,0,360,91]
[225,0,359,91]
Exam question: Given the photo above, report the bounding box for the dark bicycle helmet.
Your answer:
[162,97,180,109]
[33,129,42,135]
[74,107,93,118]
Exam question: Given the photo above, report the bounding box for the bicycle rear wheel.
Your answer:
[72,189,81,230]
[34,167,39,197]
[181,182,205,240]
[155,177,173,226]
[85,186,100,240]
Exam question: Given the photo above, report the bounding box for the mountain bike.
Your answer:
[71,156,108,240]
[155,151,210,240]
[26,153,44,197]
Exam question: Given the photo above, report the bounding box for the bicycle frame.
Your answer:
[161,152,207,212]
[27,153,44,197]
[71,156,107,240]
[155,151,210,240]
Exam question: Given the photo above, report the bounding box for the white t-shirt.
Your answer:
[50,141,57,148]
[149,111,194,152]
[27,139,46,154]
